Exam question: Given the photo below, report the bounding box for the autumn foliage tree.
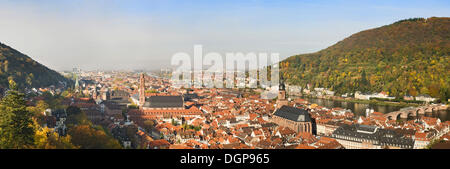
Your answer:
[33,120,77,149]
[68,125,122,149]
[64,106,121,149]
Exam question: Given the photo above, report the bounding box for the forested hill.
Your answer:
[281,17,450,101]
[0,42,71,89]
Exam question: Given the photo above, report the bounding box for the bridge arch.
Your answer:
[432,107,438,112]
[387,115,393,121]
[416,108,425,115]
[396,113,403,120]
[406,111,416,120]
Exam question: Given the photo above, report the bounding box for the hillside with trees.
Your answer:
[281,17,450,101]
[0,42,71,89]
[0,80,122,149]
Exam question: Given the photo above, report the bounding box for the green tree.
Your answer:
[143,120,155,132]
[0,80,35,148]
[65,106,91,126]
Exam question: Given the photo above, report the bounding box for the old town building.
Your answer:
[271,105,313,134]
[331,124,415,149]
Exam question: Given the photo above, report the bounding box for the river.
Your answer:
[291,97,449,122]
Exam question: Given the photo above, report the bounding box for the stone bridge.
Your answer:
[383,104,448,121]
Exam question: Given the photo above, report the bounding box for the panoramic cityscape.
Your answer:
[0,0,449,152]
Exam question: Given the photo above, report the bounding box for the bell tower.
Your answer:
[278,83,286,100]
[139,73,146,108]
[276,76,288,109]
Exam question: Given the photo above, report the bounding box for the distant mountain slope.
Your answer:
[281,17,450,100]
[0,42,71,89]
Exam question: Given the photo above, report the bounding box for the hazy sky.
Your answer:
[0,0,449,71]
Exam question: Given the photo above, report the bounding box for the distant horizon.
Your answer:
[10,16,447,73]
[1,0,449,71]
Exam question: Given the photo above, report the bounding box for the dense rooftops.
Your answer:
[356,124,378,134]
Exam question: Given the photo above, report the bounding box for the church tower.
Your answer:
[139,73,146,108]
[278,83,286,100]
[276,76,288,109]
[74,74,80,92]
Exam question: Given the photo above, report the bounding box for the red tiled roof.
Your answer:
[169,144,193,149]
[148,139,171,148]
[295,144,316,149]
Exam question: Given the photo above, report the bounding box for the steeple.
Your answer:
[279,75,286,91]
[276,75,288,109]
[278,75,286,100]
[139,73,146,108]
[74,74,80,92]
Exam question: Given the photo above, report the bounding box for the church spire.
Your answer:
[74,74,80,92]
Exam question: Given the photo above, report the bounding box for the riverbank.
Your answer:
[294,95,423,108]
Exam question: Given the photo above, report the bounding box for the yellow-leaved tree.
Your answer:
[33,120,78,149]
